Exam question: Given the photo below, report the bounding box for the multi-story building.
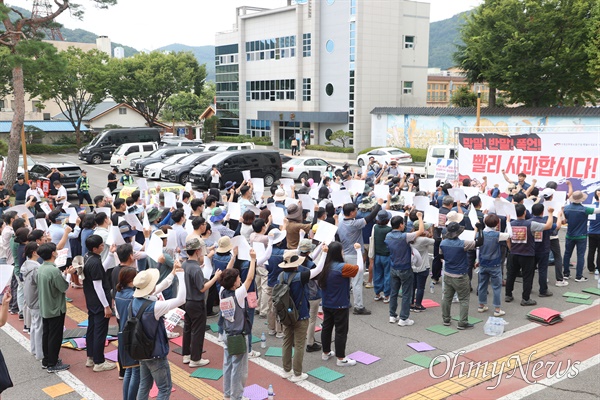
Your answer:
[215,0,429,152]
[427,68,490,107]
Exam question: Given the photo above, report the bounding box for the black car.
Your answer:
[130,147,202,176]
[29,162,82,195]
[188,150,282,189]
[160,152,216,185]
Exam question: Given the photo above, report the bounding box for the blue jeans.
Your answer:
[389,268,414,321]
[123,366,140,400]
[373,255,391,297]
[137,357,171,400]
[223,335,249,400]
[412,269,429,307]
[563,238,587,279]
[477,265,502,308]
[535,252,549,294]
[246,307,255,352]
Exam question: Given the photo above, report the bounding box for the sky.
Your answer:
[8,0,483,51]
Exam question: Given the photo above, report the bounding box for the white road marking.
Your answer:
[496,354,600,400]
[1,323,103,400]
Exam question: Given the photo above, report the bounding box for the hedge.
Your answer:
[215,135,273,145]
[358,146,427,162]
[306,145,354,153]
[24,144,80,154]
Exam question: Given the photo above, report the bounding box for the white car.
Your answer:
[110,142,158,171]
[356,147,412,167]
[143,153,189,180]
[282,157,335,181]
[1,155,36,176]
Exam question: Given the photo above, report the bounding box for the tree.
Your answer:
[161,92,203,123]
[203,116,220,141]
[31,48,113,146]
[0,0,116,186]
[454,0,600,107]
[450,86,478,107]
[328,130,353,148]
[109,51,207,127]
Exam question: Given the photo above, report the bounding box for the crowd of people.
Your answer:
[0,155,599,400]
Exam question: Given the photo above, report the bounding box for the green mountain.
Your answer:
[155,44,215,81]
[428,11,469,69]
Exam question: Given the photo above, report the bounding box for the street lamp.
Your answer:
[476,87,481,128]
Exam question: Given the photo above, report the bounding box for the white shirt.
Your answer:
[26,187,44,201]
[211,170,220,184]
[56,186,67,204]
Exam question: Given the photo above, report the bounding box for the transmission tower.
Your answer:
[31,0,64,41]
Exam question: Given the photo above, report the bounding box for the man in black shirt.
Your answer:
[111,198,126,227]
[13,176,30,205]
[107,168,118,192]
[46,167,63,196]
[83,234,116,372]
[0,181,10,215]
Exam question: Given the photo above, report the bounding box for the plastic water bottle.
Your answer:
[261,332,267,349]
[452,293,459,303]
[267,384,274,400]
[429,282,435,294]
[595,270,599,280]
[597,277,600,289]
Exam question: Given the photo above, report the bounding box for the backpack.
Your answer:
[272,272,301,327]
[122,300,156,360]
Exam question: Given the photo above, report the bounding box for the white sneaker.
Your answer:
[389,316,399,323]
[275,332,284,339]
[248,350,261,358]
[93,361,116,372]
[183,355,191,364]
[322,351,335,361]
[555,280,569,287]
[85,357,94,367]
[189,359,210,368]
[574,277,589,282]
[289,373,308,382]
[336,357,357,367]
[217,333,224,342]
[167,331,180,339]
[281,370,293,379]
[398,318,415,327]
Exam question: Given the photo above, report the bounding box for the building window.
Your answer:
[325,83,334,96]
[246,79,296,101]
[350,0,356,15]
[404,36,415,49]
[325,129,333,141]
[326,40,335,53]
[302,78,311,101]
[0,99,4,110]
[302,33,311,57]
[245,36,296,62]
[246,119,271,137]
[31,100,42,113]
[403,81,413,95]
[119,107,127,115]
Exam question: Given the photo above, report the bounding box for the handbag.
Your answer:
[0,350,13,394]
[246,291,258,309]
[226,334,247,356]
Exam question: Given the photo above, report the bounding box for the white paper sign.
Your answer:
[0,264,13,292]
[106,226,126,246]
[284,198,299,208]
[102,188,113,199]
[331,190,352,208]
[7,205,34,219]
[124,214,143,231]
[523,199,535,212]
[39,202,52,215]
[252,242,266,262]
[35,218,49,232]
[166,229,177,250]
[553,191,567,205]
[402,191,415,206]
[449,188,467,204]
[419,179,438,193]
[147,234,164,263]
[231,236,251,260]
[495,201,517,220]
[298,194,315,210]
[137,178,148,192]
[542,201,562,217]
[267,204,285,225]
[242,170,251,181]
[343,180,365,195]
[314,221,338,245]
[163,192,177,208]
[227,202,241,220]
[250,178,264,193]
[413,196,430,212]
[64,207,78,224]
[185,182,192,193]
[374,185,390,200]
[458,230,476,241]
[96,207,112,217]
[55,248,69,268]
[202,256,213,280]
[424,205,439,226]
[463,186,479,199]
[309,186,319,200]
[468,206,479,229]
[280,178,295,188]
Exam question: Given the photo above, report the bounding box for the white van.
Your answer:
[404,145,457,178]
[110,142,158,171]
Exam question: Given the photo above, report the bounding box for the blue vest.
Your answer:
[510,219,535,256]
[115,288,137,368]
[564,203,590,238]
[221,289,247,335]
[440,238,468,275]
[279,270,310,320]
[267,247,285,287]
[213,253,231,272]
[589,202,600,235]
[479,231,501,267]
[321,261,351,309]
[531,216,553,254]
[132,298,169,359]
[385,230,412,270]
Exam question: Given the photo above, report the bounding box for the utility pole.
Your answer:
[20,125,29,181]
[476,88,481,128]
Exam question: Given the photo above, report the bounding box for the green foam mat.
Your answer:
[582,287,600,296]
[190,367,223,380]
[561,292,591,299]
[208,323,219,332]
[307,366,345,383]
[565,297,593,305]
[426,325,458,336]
[404,354,441,368]
[251,335,261,344]
[451,315,483,324]
[264,347,294,357]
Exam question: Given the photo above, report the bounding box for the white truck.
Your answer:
[401,145,457,178]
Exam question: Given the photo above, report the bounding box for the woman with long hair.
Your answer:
[317,241,363,367]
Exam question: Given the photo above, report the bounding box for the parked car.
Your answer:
[1,155,36,177]
[110,142,158,171]
[143,153,190,180]
[160,139,204,148]
[188,150,282,189]
[356,147,413,167]
[282,157,336,181]
[79,128,160,164]
[280,154,292,164]
[130,147,202,176]
[28,162,81,195]
[160,152,216,185]
[205,143,255,152]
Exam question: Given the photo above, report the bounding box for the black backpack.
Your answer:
[272,272,301,326]
[122,300,156,360]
